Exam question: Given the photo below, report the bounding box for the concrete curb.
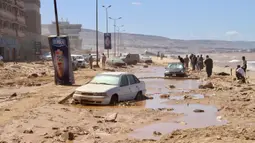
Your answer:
[58,91,75,104]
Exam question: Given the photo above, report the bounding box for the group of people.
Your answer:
[178,54,248,82]
[178,54,213,78]
[88,53,107,69]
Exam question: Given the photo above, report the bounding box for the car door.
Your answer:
[118,75,131,101]
[127,74,140,99]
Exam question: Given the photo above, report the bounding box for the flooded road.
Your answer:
[66,65,227,140]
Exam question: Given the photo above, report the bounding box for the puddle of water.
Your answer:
[129,104,227,140]
[135,66,165,78]
[143,78,201,95]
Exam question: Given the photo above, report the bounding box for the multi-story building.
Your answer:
[23,0,41,35]
[0,0,26,61]
[42,20,83,51]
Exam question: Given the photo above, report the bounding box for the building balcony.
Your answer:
[0,9,16,21]
[17,16,26,25]
[18,30,25,37]
[2,28,16,37]
[16,0,25,8]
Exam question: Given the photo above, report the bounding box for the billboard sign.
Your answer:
[104,33,112,49]
[48,35,75,85]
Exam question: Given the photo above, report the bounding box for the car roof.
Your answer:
[100,72,129,76]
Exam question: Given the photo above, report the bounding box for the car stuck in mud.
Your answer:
[73,72,146,105]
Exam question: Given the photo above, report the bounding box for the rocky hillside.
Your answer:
[42,26,255,54]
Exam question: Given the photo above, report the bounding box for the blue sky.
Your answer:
[41,0,255,41]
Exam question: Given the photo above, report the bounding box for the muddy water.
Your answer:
[129,104,227,140]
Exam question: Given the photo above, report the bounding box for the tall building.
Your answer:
[0,0,26,61]
[42,20,83,50]
[23,0,41,34]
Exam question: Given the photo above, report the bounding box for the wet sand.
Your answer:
[0,60,255,143]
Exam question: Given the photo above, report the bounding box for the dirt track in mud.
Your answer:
[0,62,255,143]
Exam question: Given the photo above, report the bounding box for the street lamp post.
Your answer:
[102,5,111,58]
[116,25,124,56]
[95,0,99,66]
[109,17,122,57]
[53,0,60,36]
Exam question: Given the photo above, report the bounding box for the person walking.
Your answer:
[242,56,247,73]
[204,55,213,78]
[198,55,204,71]
[102,53,106,69]
[88,54,93,69]
[184,55,189,70]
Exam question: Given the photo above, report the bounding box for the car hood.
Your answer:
[75,83,118,93]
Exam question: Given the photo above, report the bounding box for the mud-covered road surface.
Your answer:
[0,63,255,143]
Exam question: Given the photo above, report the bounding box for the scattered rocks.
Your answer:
[143,65,148,68]
[199,82,214,89]
[167,108,174,111]
[60,132,75,141]
[216,72,230,76]
[153,131,162,136]
[23,129,33,134]
[118,101,136,106]
[4,109,10,111]
[105,113,118,122]
[169,85,176,88]
[28,73,39,78]
[160,94,170,99]
[193,109,205,113]
[184,95,192,99]
[9,93,17,98]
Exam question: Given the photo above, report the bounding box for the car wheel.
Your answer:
[110,94,118,105]
[135,91,143,101]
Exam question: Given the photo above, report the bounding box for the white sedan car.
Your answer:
[73,72,146,105]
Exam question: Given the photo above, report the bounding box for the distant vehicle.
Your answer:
[120,53,140,65]
[82,54,90,63]
[140,55,152,63]
[106,57,126,67]
[71,54,87,68]
[91,54,100,62]
[164,62,186,77]
[73,72,146,105]
[41,52,52,61]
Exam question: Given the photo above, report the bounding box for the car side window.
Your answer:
[127,75,136,85]
[132,75,140,83]
[120,75,129,87]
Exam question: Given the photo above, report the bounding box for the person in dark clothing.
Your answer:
[242,56,247,73]
[198,55,204,71]
[191,55,197,71]
[178,55,184,64]
[204,55,213,77]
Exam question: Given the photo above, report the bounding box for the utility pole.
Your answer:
[109,17,122,57]
[102,5,111,58]
[95,0,99,66]
[53,0,60,36]
[116,25,124,56]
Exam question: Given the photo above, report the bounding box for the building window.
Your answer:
[3,3,7,11]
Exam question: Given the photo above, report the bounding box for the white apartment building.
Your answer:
[42,20,83,51]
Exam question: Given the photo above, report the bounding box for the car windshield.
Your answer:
[89,74,120,85]
[168,63,183,69]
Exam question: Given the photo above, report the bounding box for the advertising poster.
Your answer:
[48,35,75,85]
[104,33,112,49]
